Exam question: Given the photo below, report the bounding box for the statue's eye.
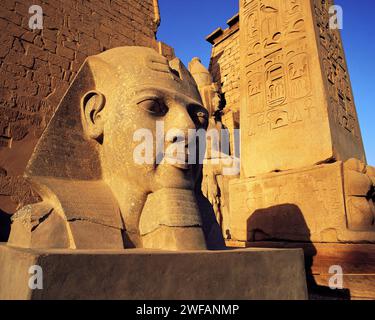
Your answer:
[187,104,208,129]
[137,99,168,116]
[197,111,208,126]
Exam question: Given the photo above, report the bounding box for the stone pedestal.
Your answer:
[235,242,375,300]
[228,161,375,244]
[0,244,307,300]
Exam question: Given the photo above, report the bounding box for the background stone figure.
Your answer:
[189,57,239,238]
[8,46,223,251]
[189,57,222,118]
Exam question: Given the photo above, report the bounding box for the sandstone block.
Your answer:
[229,162,375,243]
[0,244,307,300]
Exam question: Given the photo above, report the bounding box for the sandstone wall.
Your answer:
[207,14,240,127]
[0,0,162,239]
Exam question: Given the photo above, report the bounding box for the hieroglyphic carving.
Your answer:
[288,53,311,99]
[265,60,286,107]
[313,0,361,140]
[240,0,366,177]
[242,0,316,141]
[242,0,313,138]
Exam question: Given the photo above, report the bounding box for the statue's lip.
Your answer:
[162,155,190,171]
[170,162,190,171]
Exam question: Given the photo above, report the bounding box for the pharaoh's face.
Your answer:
[96,50,208,194]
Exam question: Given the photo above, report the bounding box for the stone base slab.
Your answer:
[227,241,375,300]
[0,244,307,300]
[229,162,375,243]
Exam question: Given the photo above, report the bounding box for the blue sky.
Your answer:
[158,0,374,164]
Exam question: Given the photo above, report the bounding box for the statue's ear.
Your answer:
[82,90,106,142]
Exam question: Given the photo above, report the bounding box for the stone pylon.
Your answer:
[228,0,375,244]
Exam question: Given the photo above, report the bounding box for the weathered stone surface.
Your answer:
[206,2,375,251]
[344,158,367,173]
[228,161,375,243]
[141,227,207,252]
[207,14,240,128]
[201,159,239,239]
[0,244,308,300]
[0,0,168,224]
[7,202,69,249]
[243,242,375,300]
[344,161,375,232]
[140,189,206,250]
[346,198,375,232]
[207,14,240,159]
[344,169,372,196]
[189,57,221,117]
[239,0,366,177]
[8,46,216,251]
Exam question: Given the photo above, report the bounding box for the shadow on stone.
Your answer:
[247,204,351,300]
[0,209,11,242]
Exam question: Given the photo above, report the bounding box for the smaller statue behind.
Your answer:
[8,47,225,251]
[188,57,222,119]
[189,57,239,239]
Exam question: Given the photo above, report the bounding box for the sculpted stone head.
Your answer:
[84,48,208,194]
[8,47,221,250]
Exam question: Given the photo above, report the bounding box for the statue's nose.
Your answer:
[165,103,196,137]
